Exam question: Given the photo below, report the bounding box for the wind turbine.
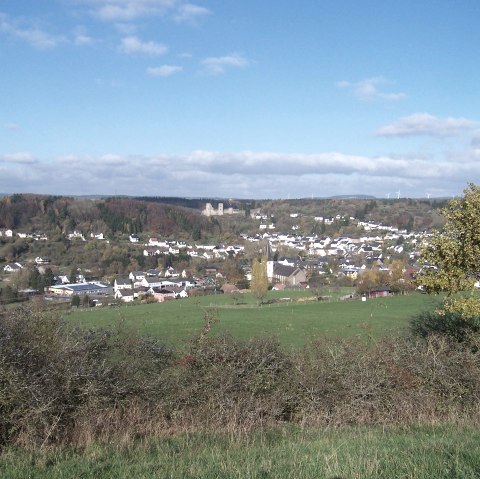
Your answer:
[426,193,431,199]
[386,193,390,199]
[396,190,401,200]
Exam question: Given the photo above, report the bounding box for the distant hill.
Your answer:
[0,194,216,239]
[0,193,449,241]
[328,195,376,200]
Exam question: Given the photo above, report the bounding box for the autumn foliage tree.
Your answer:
[355,269,388,296]
[418,183,480,318]
[250,256,268,306]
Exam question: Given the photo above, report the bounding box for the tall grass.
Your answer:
[2,426,480,478]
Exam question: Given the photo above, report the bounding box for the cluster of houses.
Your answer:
[0,229,47,241]
[67,231,108,241]
[113,270,194,303]
[142,236,245,260]
[1,209,429,305]
[1,228,107,243]
[241,229,420,260]
[3,257,50,273]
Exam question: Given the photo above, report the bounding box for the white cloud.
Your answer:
[3,149,480,197]
[0,152,37,164]
[0,13,62,49]
[174,3,211,23]
[201,54,249,75]
[83,0,177,21]
[75,33,93,45]
[73,26,94,46]
[337,77,406,102]
[4,123,20,131]
[120,36,167,55]
[147,65,183,77]
[377,113,478,138]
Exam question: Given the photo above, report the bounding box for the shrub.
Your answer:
[0,306,172,447]
[410,309,480,343]
[168,334,298,426]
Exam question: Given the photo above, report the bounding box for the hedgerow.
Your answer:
[1,305,480,449]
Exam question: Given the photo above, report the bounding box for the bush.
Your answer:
[296,335,480,425]
[410,309,480,343]
[0,305,172,447]
[170,335,298,425]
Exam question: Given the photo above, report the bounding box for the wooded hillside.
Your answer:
[0,195,216,239]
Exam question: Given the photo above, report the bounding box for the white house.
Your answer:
[3,262,23,273]
[172,287,189,299]
[164,267,180,278]
[67,231,86,241]
[114,278,132,292]
[129,271,146,282]
[148,237,168,247]
[141,277,164,288]
[115,289,135,302]
[35,257,50,264]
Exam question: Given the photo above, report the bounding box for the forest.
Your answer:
[0,194,217,239]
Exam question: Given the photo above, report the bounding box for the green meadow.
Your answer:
[67,291,441,348]
[2,425,480,479]
[6,291,477,479]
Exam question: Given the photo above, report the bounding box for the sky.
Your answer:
[1,0,480,199]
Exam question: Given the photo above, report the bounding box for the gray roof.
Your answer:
[64,283,111,293]
[273,263,302,278]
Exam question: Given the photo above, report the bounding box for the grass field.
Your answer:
[67,291,441,348]
[2,425,479,478]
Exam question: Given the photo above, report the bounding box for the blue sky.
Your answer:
[1,0,480,198]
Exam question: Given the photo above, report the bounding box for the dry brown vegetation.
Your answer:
[1,304,480,450]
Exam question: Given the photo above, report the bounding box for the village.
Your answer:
[0,203,426,305]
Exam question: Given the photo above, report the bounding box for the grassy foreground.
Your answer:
[67,292,440,348]
[2,425,479,479]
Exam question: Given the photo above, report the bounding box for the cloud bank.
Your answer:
[2,149,479,198]
[377,113,478,137]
